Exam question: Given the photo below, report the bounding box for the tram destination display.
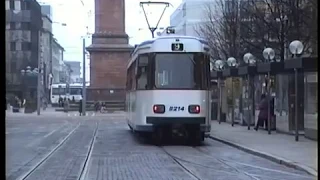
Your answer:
[171,43,184,51]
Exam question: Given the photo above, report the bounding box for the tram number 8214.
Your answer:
[169,106,185,111]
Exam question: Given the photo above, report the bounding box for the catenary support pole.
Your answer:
[82,37,86,116]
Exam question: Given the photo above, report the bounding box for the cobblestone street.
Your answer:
[6,114,316,180]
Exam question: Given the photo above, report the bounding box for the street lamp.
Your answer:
[227,57,238,126]
[289,40,304,141]
[214,59,225,124]
[263,47,275,134]
[243,53,256,66]
[243,53,256,130]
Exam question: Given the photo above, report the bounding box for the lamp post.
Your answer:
[243,53,256,130]
[263,47,275,134]
[21,66,38,113]
[227,57,238,126]
[214,59,225,124]
[289,40,304,141]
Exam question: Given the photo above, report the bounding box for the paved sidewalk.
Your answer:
[210,120,318,177]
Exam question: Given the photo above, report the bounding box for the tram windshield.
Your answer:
[155,53,209,89]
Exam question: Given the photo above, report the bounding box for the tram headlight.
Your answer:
[153,104,165,114]
[188,105,200,114]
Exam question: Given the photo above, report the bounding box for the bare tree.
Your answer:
[241,0,316,61]
[195,0,240,60]
[240,0,317,114]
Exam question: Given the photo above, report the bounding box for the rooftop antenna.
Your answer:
[139,1,171,38]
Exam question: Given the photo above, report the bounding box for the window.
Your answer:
[52,88,66,95]
[14,0,21,10]
[70,88,82,95]
[10,42,16,51]
[136,55,149,90]
[9,0,14,10]
[5,1,9,10]
[10,22,15,30]
[21,42,31,51]
[182,4,186,17]
[126,60,137,91]
[21,22,30,29]
[11,61,16,72]
[21,1,30,10]
[16,42,21,51]
[15,22,21,29]
[154,53,209,89]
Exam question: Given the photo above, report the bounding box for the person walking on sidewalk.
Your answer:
[78,97,83,116]
[254,94,269,131]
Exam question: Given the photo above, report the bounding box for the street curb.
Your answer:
[209,135,318,177]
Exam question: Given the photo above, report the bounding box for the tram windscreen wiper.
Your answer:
[185,53,196,65]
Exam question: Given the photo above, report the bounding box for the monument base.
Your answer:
[86,32,134,102]
[86,88,126,102]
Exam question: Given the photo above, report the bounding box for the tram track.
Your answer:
[78,121,99,180]
[161,145,259,179]
[17,122,81,180]
[159,136,313,180]
[16,120,100,180]
[192,146,261,180]
[195,140,314,180]
[161,146,203,180]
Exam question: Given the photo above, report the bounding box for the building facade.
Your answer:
[41,14,53,100]
[170,0,212,37]
[59,63,71,84]
[41,5,52,20]
[51,38,64,83]
[64,61,81,83]
[5,0,43,100]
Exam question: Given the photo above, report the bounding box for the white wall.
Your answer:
[169,0,212,37]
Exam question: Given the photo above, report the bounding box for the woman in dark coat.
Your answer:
[79,98,83,116]
[254,94,269,131]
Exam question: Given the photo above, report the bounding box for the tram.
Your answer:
[126,35,211,144]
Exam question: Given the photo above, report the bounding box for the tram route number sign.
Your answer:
[171,43,184,51]
[169,106,185,111]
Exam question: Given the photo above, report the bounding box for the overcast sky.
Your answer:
[38,0,183,80]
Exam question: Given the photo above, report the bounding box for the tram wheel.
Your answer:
[187,127,202,146]
[152,127,164,146]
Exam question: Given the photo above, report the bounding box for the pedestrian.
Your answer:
[79,97,83,116]
[12,96,20,113]
[62,97,66,107]
[254,94,269,131]
[58,96,63,107]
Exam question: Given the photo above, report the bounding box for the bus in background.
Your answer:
[50,83,84,105]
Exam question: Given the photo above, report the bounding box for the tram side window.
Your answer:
[136,55,149,90]
[202,54,210,89]
[126,60,136,91]
[126,67,130,90]
[194,53,210,89]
